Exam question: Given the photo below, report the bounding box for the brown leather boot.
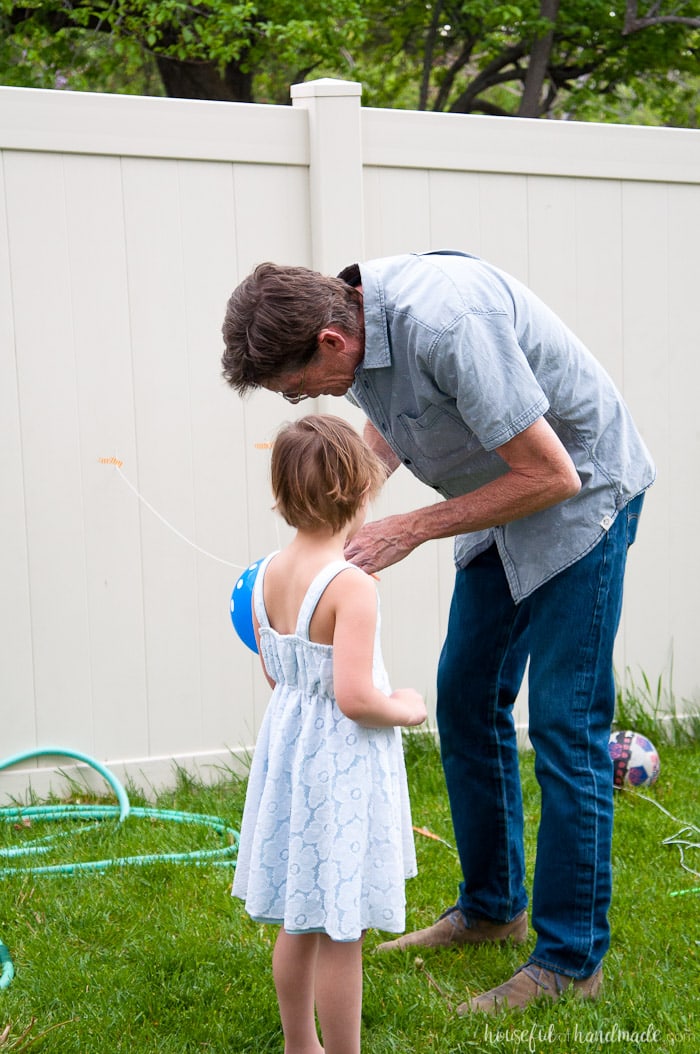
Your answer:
[459,962,603,1015]
[375,906,528,952]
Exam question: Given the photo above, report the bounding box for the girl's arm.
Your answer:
[331,571,426,728]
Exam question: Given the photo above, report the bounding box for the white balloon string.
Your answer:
[99,458,247,572]
[626,789,700,886]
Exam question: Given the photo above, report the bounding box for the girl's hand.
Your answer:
[390,688,428,727]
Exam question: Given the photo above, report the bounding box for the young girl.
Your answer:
[232,413,427,1054]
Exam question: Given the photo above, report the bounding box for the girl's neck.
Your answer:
[288,526,349,563]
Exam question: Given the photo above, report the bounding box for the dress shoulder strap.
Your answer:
[295,560,364,639]
[251,552,279,631]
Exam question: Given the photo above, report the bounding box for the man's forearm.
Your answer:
[346,417,581,574]
[401,460,578,546]
[363,419,401,475]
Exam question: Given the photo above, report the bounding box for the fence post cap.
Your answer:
[291,79,362,100]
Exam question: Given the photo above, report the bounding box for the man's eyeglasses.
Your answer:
[281,365,310,404]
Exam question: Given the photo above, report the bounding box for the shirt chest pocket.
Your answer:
[395,404,505,486]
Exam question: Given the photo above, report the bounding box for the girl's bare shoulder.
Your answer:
[324,563,377,610]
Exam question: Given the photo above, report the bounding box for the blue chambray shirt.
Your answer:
[346,251,656,602]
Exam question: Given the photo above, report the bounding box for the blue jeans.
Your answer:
[436,496,644,978]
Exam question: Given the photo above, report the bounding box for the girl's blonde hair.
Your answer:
[271,414,386,532]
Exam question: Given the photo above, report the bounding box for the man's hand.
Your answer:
[345,513,419,575]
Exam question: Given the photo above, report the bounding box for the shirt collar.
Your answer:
[357,261,392,369]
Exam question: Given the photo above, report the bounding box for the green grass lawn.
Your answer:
[1,728,698,1053]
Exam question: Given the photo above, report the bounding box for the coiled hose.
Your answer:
[0,748,240,989]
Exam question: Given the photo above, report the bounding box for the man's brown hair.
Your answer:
[221,263,362,394]
[271,414,385,532]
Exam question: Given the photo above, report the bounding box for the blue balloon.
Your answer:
[230,559,263,653]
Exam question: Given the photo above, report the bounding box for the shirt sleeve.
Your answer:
[429,311,549,450]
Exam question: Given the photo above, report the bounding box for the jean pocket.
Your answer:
[625,494,645,547]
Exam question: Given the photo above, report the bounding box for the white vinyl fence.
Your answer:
[1,80,699,800]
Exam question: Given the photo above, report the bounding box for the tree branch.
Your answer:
[623,0,700,34]
[433,36,478,111]
[518,0,561,117]
[447,41,528,114]
[419,1,444,110]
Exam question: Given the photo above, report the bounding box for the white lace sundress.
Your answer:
[232,553,417,942]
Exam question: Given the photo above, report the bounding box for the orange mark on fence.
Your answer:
[98,456,124,468]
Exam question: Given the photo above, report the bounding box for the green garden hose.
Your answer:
[0,747,240,990]
[0,941,13,990]
[1,748,131,820]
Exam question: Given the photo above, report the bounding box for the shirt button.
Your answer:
[403,458,412,465]
[600,515,613,530]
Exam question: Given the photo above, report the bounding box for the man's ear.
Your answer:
[317,328,348,353]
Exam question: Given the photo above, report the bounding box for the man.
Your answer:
[221,251,655,1013]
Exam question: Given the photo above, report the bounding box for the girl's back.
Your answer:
[232,552,417,942]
